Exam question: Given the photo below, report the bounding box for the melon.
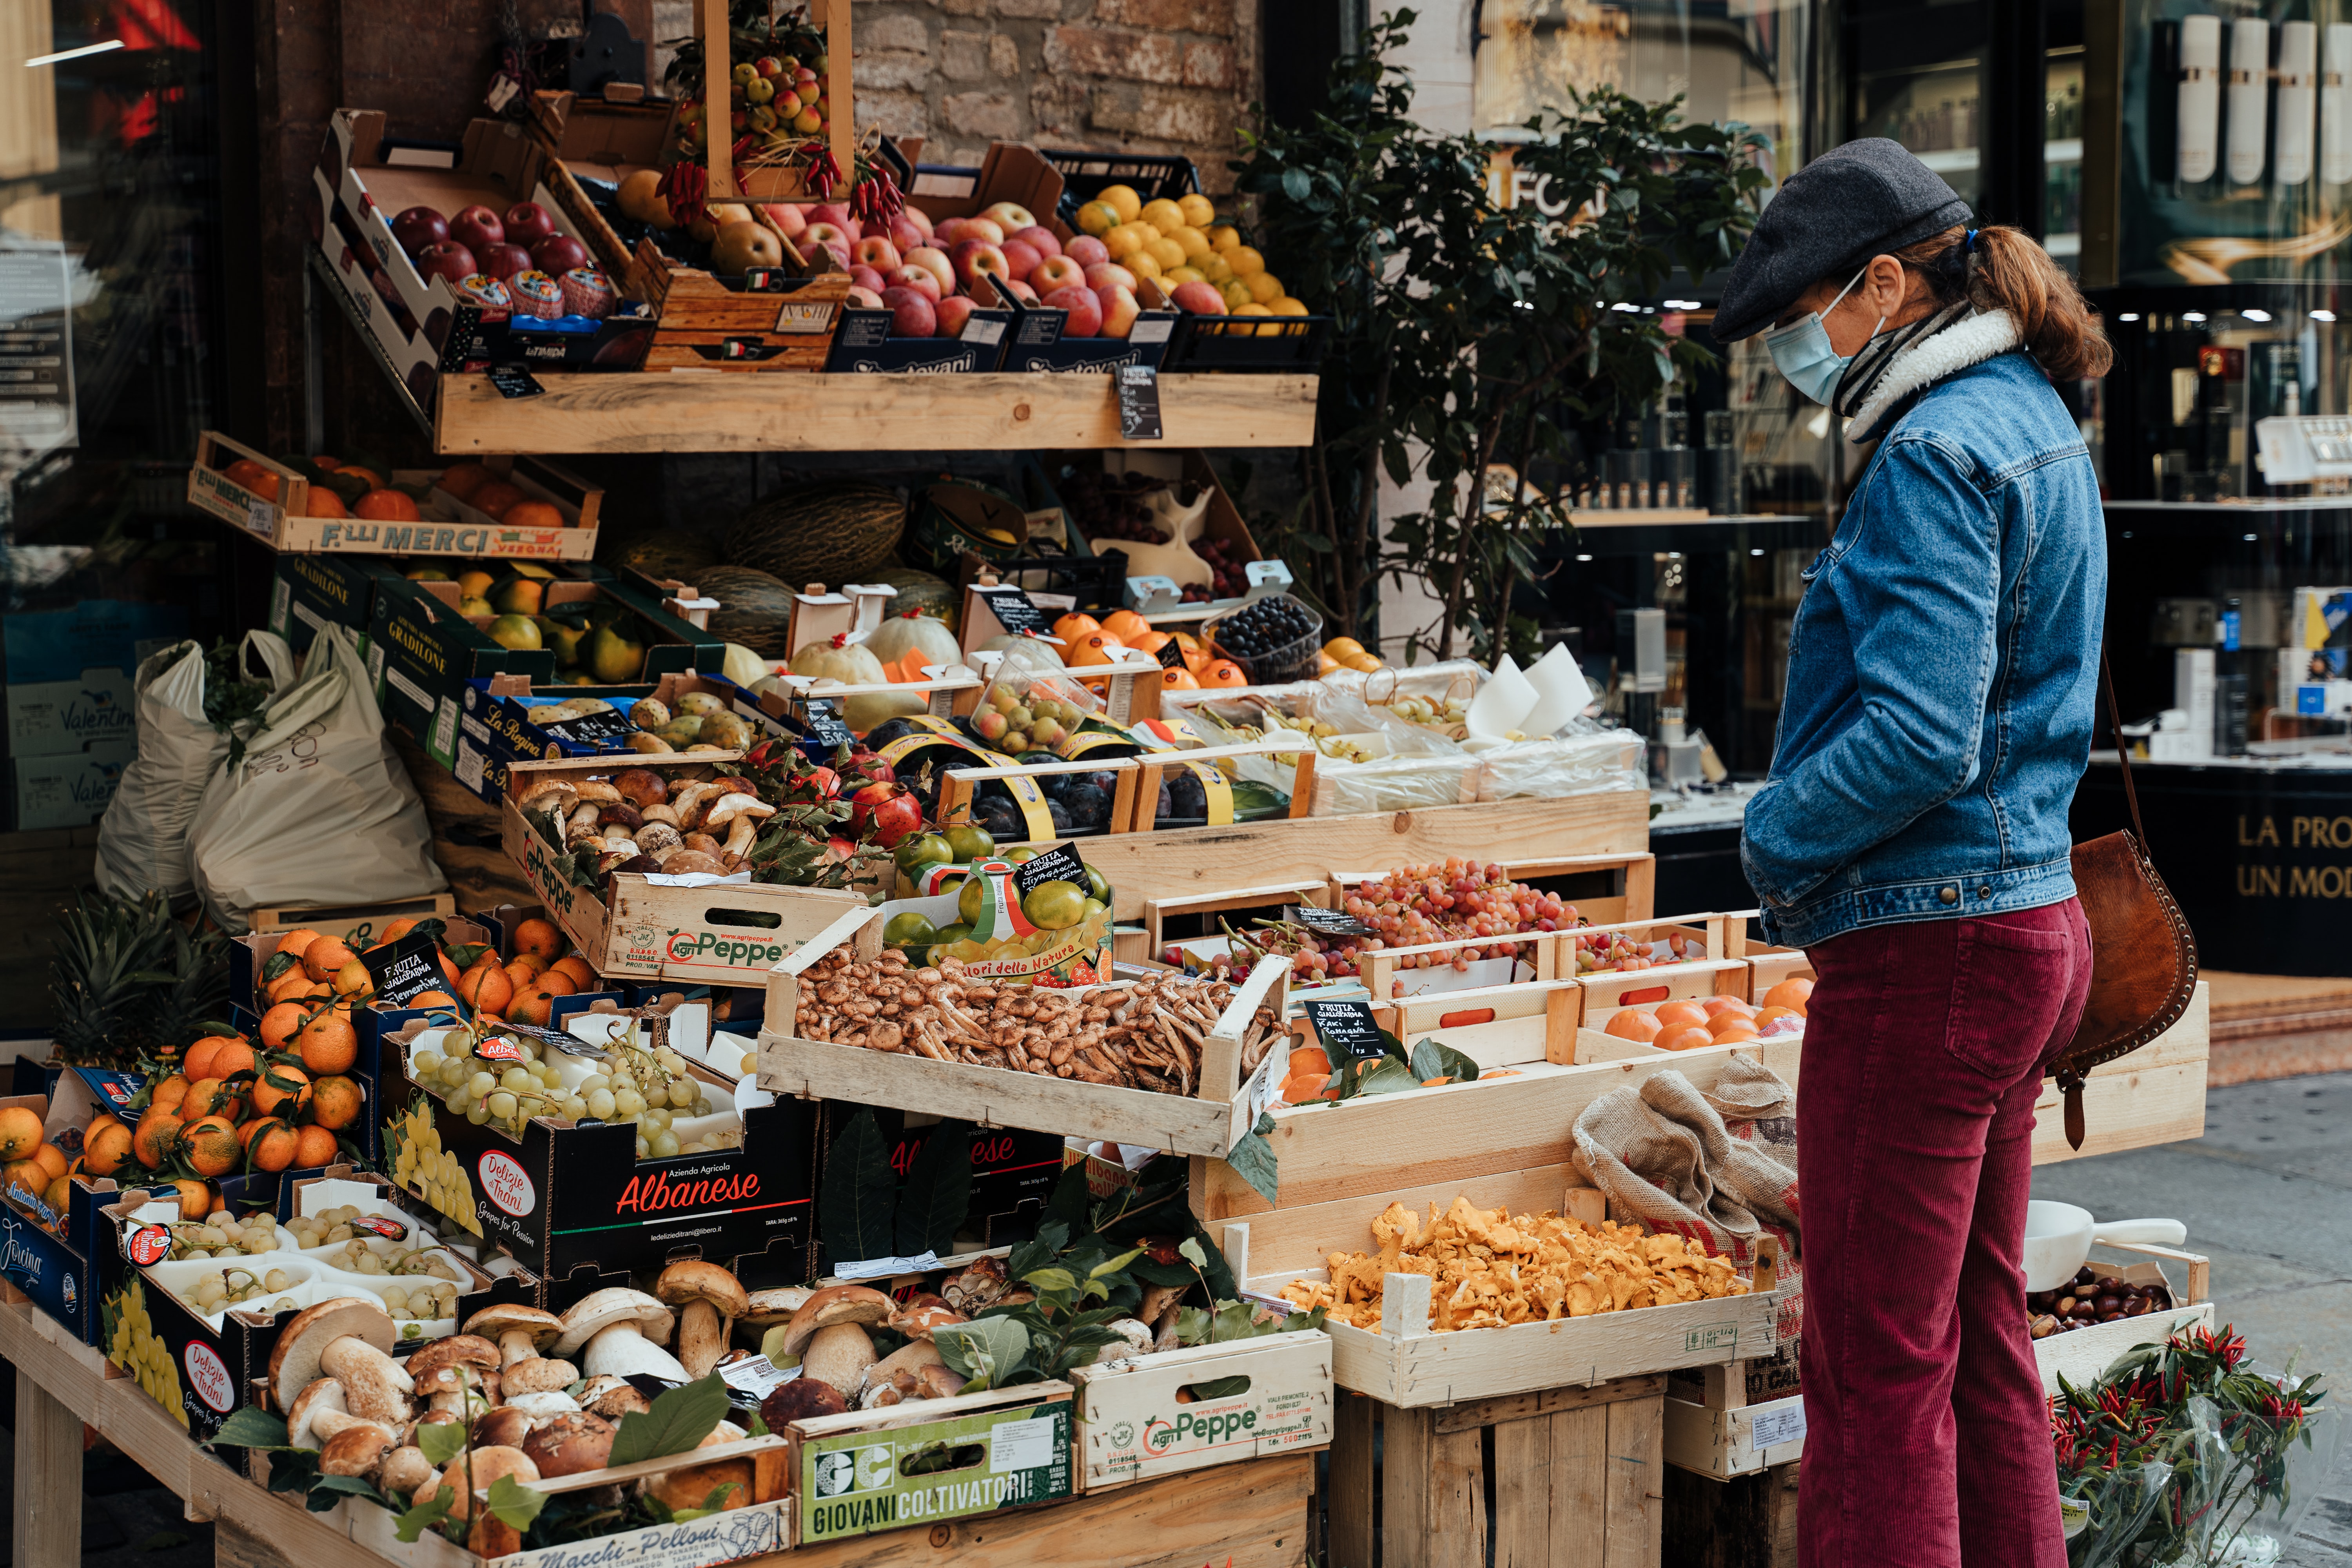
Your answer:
[726,483,907,584]
[865,612,961,673]
[865,565,958,626]
[606,531,722,586]
[720,642,769,688]
[698,565,799,657]
[790,636,889,686]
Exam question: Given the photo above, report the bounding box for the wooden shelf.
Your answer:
[430,370,1320,455]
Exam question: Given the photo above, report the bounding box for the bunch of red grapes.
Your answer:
[1179,538,1252,602]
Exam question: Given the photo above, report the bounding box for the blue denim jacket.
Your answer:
[1740,321,2106,949]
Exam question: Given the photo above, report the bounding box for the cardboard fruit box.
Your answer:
[784,1384,1076,1545]
[0,1069,147,1345]
[376,996,820,1284]
[809,1105,1063,1276]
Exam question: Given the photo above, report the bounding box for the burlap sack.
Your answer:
[1572,1056,1804,1343]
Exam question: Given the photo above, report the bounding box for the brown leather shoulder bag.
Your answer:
[2048,653,2199,1149]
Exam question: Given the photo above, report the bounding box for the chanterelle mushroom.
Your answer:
[464,1304,565,1369]
[554,1288,687,1382]
[656,1260,750,1380]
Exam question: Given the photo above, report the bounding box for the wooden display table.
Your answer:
[2,1294,1314,1568]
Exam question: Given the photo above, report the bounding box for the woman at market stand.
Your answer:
[1710,139,2110,1568]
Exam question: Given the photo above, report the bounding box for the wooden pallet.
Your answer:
[1661,1459,1800,1568]
[1324,1374,1666,1568]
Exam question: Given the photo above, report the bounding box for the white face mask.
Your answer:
[1762,265,1885,405]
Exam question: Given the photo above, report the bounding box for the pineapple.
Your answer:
[49,891,229,1070]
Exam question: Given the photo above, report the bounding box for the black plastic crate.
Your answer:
[1036,149,1201,225]
[1163,309,1333,372]
[958,548,1128,616]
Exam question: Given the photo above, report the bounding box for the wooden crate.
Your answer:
[934,754,1148,849]
[1127,741,1318,833]
[247,891,457,946]
[497,752,867,985]
[1228,1172,1781,1406]
[1070,1330,1333,1492]
[783,1383,1075,1547]
[755,905,1289,1160]
[2033,1246,2213,1394]
[2030,981,2210,1165]
[1664,1390,1807,1483]
[1141,878,1334,962]
[1324,1374,1667,1568]
[1662,1459,1800,1568]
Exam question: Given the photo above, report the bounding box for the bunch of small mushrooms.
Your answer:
[519,768,775,879]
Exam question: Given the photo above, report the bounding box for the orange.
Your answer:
[251,1064,312,1118]
[459,964,514,1016]
[274,928,323,963]
[508,986,564,1026]
[296,1009,359,1075]
[334,465,384,490]
[502,499,564,530]
[1287,1046,1330,1080]
[183,1117,242,1178]
[304,487,347,520]
[42,1174,72,1220]
[379,917,418,945]
[353,489,420,522]
[29,1143,66,1183]
[1201,660,1247,688]
[1701,995,1755,1018]
[149,1076,192,1115]
[260,1001,315,1053]
[182,1037,224,1082]
[1129,628,1171,657]
[1656,1025,1715,1053]
[332,958,376,998]
[294,1125,340,1168]
[1480,1069,1522,1080]
[82,1122,130,1176]
[1,1160,44,1203]
[1281,1073,1338,1103]
[1603,1008,1664,1043]
[1762,977,1813,1015]
[404,989,456,1011]
[1652,1000,1709,1030]
[468,481,526,520]
[0,1105,43,1161]
[132,1111,183,1170]
[236,1117,270,1149]
[1067,632,1120,668]
[513,918,565,966]
[1050,612,1101,646]
[170,1180,211,1220]
[549,955,598,993]
[181,1077,245,1122]
[222,459,281,500]
[207,1040,257,1082]
[309,1076,363,1132]
[1161,666,1199,691]
[303,936,356,983]
[248,1121,300,1174]
[532,970,578,999]
[503,959,542,995]
[437,462,497,501]
[267,968,322,1005]
[1098,609,1151,644]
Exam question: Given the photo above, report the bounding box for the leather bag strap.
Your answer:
[2103,648,2148,845]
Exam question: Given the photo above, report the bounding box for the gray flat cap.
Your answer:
[1711,138,1973,345]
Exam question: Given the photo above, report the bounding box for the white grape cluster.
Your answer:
[318,1236,462,1283]
[412,1037,728,1160]
[379,1277,460,1324]
[1379,693,1474,731]
[282,1205,384,1249]
[165,1214,280,1261]
[183,1265,296,1316]
[391,1100,481,1237]
[106,1281,187,1429]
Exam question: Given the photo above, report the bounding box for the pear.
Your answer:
[584,624,646,683]
[486,614,543,652]
[539,620,588,668]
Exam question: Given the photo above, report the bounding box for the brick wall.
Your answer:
[655,0,1259,194]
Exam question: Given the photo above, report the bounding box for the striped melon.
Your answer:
[697,565,799,657]
[726,483,907,586]
[604,531,721,585]
[866,565,958,626]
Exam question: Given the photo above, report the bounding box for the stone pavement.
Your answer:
[2034,1070,2352,1565]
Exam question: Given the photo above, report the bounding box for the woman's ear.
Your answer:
[1860,253,1912,319]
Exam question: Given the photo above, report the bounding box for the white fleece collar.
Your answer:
[1847,309,2024,442]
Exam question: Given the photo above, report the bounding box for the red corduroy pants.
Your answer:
[1795,898,2093,1568]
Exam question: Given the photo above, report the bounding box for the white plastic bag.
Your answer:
[187,624,446,933]
[95,632,296,906]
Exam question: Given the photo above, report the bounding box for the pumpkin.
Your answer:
[790,634,890,686]
[865,610,962,674]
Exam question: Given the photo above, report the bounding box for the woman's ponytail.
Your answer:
[1893,224,2114,381]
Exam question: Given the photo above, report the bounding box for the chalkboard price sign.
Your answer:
[1155,636,1188,670]
[1287,905,1373,938]
[802,700,855,749]
[1304,998,1388,1060]
[363,931,448,1010]
[975,586,1050,639]
[1012,840,1090,898]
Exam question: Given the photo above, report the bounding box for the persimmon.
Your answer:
[1656,1025,1715,1053]
[1762,977,1813,1015]
[1604,1008,1665,1043]
[1652,1000,1709,1030]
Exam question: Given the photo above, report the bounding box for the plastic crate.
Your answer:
[1036,149,1201,225]
[1163,310,1333,373]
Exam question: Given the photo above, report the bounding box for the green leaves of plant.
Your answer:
[204,1409,291,1450]
[818,1108,896,1265]
[396,1488,456,1544]
[608,1373,731,1468]
[933,1316,1031,1393]
[670,1483,746,1524]
[895,1120,971,1258]
[416,1418,468,1467]
[1225,1111,1281,1205]
[1409,1037,1482,1085]
[485,1474,547,1532]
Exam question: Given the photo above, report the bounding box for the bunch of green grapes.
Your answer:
[320,1236,463,1282]
[390,1100,481,1238]
[414,1039,590,1138]
[284,1205,379,1248]
[105,1282,187,1429]
[414,1036,722,1160]
[379,1279,461,1324]
[183,1266,296,1316]
[165,1213,280,1261]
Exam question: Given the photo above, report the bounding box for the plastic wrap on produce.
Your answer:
[1474,726,1646,801]
[1172,684,1486,814]
[1313,753,1482,814]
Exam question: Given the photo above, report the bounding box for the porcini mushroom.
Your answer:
[554,1288,688,1382]
[858,1339,949,1408]
[802,1323,878,1398]
[321,1334,417,1426]
[758,1377,847,1426]
[269,1298,399,1415]
[779,1285,893,1358]
[888,1293,967,1336]
[464,1303,565,1369]
[522,1411,617,1479]
[501,1357,580,1398]
[414,1446,541,1559]
[471,1406,535,1451]
[504,1390,583,1422]
[644,1430,752,1515]
[656,1261,750,1380]
[379,1447,435,1497]
[285,1377,350,1450]
[577,1376,652,1420]
[740,1287,813,1330]
[321,1424,395,1479]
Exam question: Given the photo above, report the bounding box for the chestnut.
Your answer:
[2030,1314,2060,1339]
[2095,1294,2122,1316]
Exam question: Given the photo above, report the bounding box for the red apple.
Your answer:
[1044,284,1102,337]
[982,201,1037,235]
[1011,225,1062,261]
[808,202,853,231]
[849,264,888,294]
[531,234,590,275]
[964,216,1005,245]
[935,296,976,338]
[477,242,534,281]
[903,206,934,241]
[449,205,504,256]
[887,216,925,254]
[846,284,886,310]
[932,216,969,249]
[390,205,448,258]
[1004,278,1039,305]
[413,241,477,288]
[760,202,807,238]
[1171,280,1229,315]
[882,285,937,338]
[801,221,849,256]
[1066,234,1110,268]
[1096,283,1140,338]
[951,239,1009,290]
[903,247,955,296]
[1034,256,1088,293]
[1082,261,1138,292]
[853,235,902,273]
[504,201,556,247]
[886,265,942,303]
[754,54,786,79]
[1001,240,1042,281]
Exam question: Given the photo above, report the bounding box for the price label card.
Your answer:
[1117,364,1164,441]
[350,1214,408,1239]
[1012,840,1090,898]
[247,498,276,537]
[720,1354,800,1398]
[1304,997,1388,1060]
[975,584,1051,638]
[363,930,448,1009]
[1288,905,1374,938]
[486,363,545,399]
[475,1037,525,1063]
[1156,636,1188,670]
[1749,1401,1806,1452]
[802,699,855,749]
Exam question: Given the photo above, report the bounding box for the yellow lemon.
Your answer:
[1166,265,1205,285]
[1173,225,1212,260]
[1227,245,1266,278]
[1098,183,1143,223]
[1200,254,1234,285]
[1233,301,1277,337]
[1177,192,1216,227]
[1221,280,1255,310]
[1128,249,1163,279]
[1076,200,1121,237]
[1209,224,1242,252]
[1272,297,1310,316]
[1146,235,1186,270]
[1140,197,1187,234]
[1246,270,1287,305]
[1105,224,1146,260]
